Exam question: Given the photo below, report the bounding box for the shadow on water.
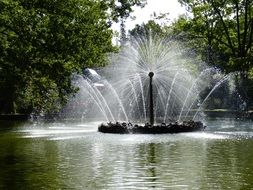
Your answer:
[0,121,23,131]
[137,143,158,188]
[0,136,68,189]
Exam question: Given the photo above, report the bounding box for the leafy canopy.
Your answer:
[0,0,117,114]
[174,0,253,73]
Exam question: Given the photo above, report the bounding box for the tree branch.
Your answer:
[210,0,236,56]
[213,35,230,48]
[235,1,241,55]
[246,19,253,53]
[242,0,249,55]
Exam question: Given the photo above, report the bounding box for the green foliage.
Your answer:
[129,20,169,38]
[174,0,253,72]
[107,0,146,22]
[0,0,117,114]
[106,0,147,43]
[172,0,253,107]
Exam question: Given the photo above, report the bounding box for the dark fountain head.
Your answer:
[149,72,154,78]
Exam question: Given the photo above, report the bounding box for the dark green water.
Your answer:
[0,118,253,189]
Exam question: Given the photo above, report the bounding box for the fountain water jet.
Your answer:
[62,35,240,133]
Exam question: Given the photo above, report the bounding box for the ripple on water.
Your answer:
[183,132,229,139]
[14,119,253,143]
[1,119,253,190]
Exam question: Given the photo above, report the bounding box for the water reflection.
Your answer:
[0,119,253,189]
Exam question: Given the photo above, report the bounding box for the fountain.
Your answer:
[63,35,238,134]
[98,71,205,134]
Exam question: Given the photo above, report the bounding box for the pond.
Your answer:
[0,118,253,189]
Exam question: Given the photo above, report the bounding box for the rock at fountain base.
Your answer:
[98,121,206,134]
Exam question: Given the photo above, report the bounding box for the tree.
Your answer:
[129,20,169,38]
[175,0,253,72]
[106,0,147,43]
[171,0,253,106]
[0,0,116,114]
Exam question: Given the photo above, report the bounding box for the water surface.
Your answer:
[0,118,253,189]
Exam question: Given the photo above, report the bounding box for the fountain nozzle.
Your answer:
[149,72,154,78]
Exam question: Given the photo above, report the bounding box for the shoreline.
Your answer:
[0,110,252,121]
[0,114,30,121]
